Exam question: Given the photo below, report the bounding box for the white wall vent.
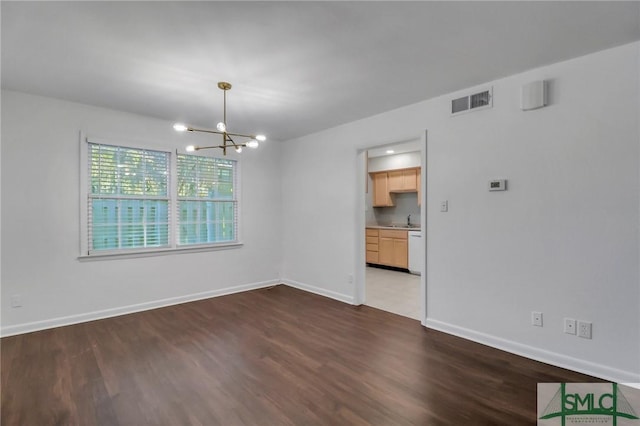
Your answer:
[451,87,493,116]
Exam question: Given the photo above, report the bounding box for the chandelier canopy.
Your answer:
[173,82,266,155]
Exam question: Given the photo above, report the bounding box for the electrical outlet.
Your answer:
[348,274,354,283]
[564,318,576,335]
[578,321,592,339]
[532,311,543,327]
[10,294,22,308]
[440,200,448,212]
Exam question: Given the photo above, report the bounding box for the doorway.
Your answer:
[356,132,427,324]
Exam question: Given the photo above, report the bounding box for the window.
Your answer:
[83,138,239,256]
[177,154,237,245]
[88,143,170,252]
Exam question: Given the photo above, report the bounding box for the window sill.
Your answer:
[78,242,244,262]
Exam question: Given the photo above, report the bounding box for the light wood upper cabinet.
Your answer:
[387,168,417,192]
[370,167,420,207]
[372,173,394,207]
[417,168,422,206]
[386,171,403,192]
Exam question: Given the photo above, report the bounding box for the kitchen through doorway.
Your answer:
[361,138,425,321]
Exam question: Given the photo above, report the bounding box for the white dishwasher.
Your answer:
[408,230,423,275]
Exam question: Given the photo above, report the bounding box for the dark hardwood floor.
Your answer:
[2,285,598,425]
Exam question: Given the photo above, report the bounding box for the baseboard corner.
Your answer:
[281,278,355,305]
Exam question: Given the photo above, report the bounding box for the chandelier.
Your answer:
[173,82,266,155]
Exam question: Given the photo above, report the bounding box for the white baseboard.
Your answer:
[0,279,280,337]
[425,318,640,384]
[281,279,355,305]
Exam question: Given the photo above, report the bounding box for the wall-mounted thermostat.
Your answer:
[489,179,507,191]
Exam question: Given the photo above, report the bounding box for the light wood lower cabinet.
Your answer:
[366,228,379,263]
[366,228,408,269]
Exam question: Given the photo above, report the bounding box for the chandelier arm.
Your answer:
[187,127,224,135]
[224,132,258,139]
[226,135,239,147]
[188,127,256,140]
[192,145,227,151]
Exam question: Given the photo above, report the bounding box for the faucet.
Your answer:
[407,214,411,227]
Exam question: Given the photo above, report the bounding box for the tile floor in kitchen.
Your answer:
[365,266,421,320]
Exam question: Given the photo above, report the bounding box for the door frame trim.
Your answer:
[354,130,427,325]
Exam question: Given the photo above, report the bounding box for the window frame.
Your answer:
[176,153,239,247]
[79,133,243,259]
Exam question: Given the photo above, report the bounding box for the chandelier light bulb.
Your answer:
[185,145,196,152]
[216,122,226,132]
[246,140,259,149]
[235,146,242,153]
[173,123,188,132]
[256,134,266,142]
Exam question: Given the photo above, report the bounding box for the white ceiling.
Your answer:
[2,2,639,142]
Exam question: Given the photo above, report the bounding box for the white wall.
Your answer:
[280,42,640,382]
[1,91,283,335]
[368,151,421,172]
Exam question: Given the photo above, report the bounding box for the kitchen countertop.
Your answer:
[366,225,421,231]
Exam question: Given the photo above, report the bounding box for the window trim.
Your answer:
[175,153,239,246]
[77,241,244,261]
[79,132,243,259]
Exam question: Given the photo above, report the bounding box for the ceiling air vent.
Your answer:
[451,87,493,116]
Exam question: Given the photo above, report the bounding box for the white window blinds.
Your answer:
[88,143,170,253]
[177,154,238,245]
